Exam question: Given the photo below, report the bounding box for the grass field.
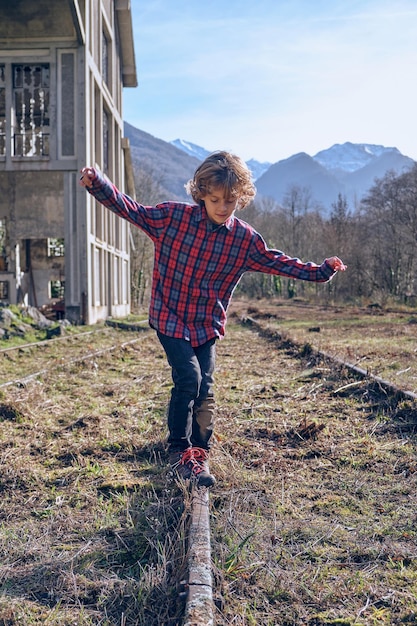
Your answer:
[0,300,416,625]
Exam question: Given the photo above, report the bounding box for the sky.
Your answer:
[123,0,417,164]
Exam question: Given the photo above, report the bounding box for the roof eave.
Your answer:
[115,0,138,88]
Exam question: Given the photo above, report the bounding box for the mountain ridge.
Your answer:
[170,138,272,180]
[125,122,415,210]
[255,145,414,210]
[313,141,399,173]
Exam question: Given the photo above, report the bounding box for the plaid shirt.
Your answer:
[87,170,335,346]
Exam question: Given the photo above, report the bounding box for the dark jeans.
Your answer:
[157,332,216,453]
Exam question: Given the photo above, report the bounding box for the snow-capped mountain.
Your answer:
[246,158,272,181]
[171,139,210,162]
[313,142,401,173]
[170,139,271,181]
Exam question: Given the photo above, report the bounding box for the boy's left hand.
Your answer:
[326,256,347,271]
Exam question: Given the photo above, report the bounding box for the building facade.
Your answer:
[0,0,137,323]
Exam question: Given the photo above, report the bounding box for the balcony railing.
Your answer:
[13,132,49,157]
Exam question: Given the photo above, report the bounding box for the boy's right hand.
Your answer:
[79,167,95,188]
[326,256,347,272]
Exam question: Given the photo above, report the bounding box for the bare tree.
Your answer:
[361,167,417,301]
[130,167,165,310]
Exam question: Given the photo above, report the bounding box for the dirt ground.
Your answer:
[0,300,417,625]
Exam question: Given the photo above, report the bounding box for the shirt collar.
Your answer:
[192,204,235,232]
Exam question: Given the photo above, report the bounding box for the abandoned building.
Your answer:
[0,0,137,323]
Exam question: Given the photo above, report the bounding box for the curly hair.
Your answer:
[185,151,256,209]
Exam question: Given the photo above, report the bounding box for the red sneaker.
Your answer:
[170,447,215,487]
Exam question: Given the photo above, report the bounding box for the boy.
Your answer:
[80,151,346,487]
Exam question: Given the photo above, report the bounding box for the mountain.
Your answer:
[313,142,393,173]
[255,152,342,209]
[170,139,271,181]
[256,142,415,211]
[124,123,200,201]
[124,124,415,211]
[246,158,272,180]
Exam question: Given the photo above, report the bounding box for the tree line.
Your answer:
[129,163,417,309]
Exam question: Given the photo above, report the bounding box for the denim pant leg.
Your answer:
[191,340,216,450]
[157,332,216,452]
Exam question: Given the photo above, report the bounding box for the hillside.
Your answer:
[124,122,200,201]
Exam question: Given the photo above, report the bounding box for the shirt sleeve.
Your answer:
[246,230,335,283]
[86,168,170,240]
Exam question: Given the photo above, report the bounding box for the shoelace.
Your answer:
[180,447,208,475]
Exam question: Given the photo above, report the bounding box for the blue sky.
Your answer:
[123,0,417,163]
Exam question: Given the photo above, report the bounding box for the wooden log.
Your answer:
[183,485,214,626]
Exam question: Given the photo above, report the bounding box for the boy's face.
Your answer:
[201,187,239,225]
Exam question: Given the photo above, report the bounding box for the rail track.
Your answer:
[0,321,148,388]
[240,315,417,403]
[2,311,414,405]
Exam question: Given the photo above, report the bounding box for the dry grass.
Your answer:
[0,330,189,625]
[236,299,417,394]
[211,318,417,625]
[1,302,417,625]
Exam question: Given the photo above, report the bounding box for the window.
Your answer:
[103,107,109,174]
[102,30,109,87]
[0,281,9,300]
[0,218,6,252]
[47,238,65,257]
[13,64,50,157]
[49,280,65,299]
[0,218,6,270]
[0,65,5,156]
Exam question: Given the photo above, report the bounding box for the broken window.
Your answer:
[47,238,65,257]
[12,64,50,157]
[49,280,65,299]
[0,65,5,156]
[0,281,9,300]
[0,219,6,270]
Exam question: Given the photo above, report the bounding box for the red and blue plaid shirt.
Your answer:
[87,170,335,346]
